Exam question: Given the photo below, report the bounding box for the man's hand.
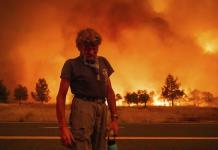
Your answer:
[108,120,119,136]
[60,126,75,146]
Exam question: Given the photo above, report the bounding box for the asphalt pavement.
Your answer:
[0,122,218,150]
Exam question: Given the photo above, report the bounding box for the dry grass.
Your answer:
[0,103,218,124]
[0,103,69,122]
[118,106,218,124]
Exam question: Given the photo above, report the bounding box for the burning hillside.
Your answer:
[0,0,217,105]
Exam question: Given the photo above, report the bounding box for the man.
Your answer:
[56,28,119,150]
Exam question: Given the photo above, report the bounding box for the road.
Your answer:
[0,122,218,150]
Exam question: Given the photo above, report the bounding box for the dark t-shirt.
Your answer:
[60,56,114,98]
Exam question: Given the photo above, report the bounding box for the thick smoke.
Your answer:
[0,0,218,103]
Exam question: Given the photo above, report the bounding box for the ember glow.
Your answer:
[152,95,171,107]
[0,0,218,105]
[196,31,218,54]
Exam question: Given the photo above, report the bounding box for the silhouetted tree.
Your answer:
[31,78,51,104]
[131,92,139,106]
[0,80,9,103]
[14,84,28,104]
[125,92,132,106]
[189,89,215,106]
[125,90,149,107]
[115,93,122,101]
[137,90,150,107]
[202,92,214,103]
[125,92,138,106]
[161,74,184,106]
[188,89,201,106]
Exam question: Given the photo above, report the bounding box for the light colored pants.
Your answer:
[68,97,108,150]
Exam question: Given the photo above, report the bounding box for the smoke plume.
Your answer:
[0,0,218,103]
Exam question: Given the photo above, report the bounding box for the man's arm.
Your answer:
[106,78,117,118]
[56,79,74,145]
[106,78,119,135]
[56,79,70,128]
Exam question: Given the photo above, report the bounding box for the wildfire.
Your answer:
[196,31,218,54]
[152,95,171,106]
[1,0,218,107]
[113,92,175,107]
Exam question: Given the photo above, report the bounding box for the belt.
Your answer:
[74,95,106,103]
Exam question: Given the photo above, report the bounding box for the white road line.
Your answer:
[116,137,218,140]
[1,136,218,140]
[153,122,218,125]
[1,122,218,124]
[41,127,61,129]
[40,126,125,129]
[0,122,57,124]
[0,136,60,140]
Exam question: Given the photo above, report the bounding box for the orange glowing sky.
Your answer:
[0,0,218,103]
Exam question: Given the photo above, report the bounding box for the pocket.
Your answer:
[69,100,94,131]
[70,107,88,141]
[72,127,87,141]
[69,99,78,125]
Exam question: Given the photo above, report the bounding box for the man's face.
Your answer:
[81,45,99,63]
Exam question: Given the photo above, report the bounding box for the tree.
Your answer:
[137,90,150,107]
[202,91,214,103]
[31,78,51,103]
[125,90,149,107]
[131,92,139,106]
[189,89,215,106]
[161,74,184,106]
[14,84,28,104]
[115,93,122,101]
[0,80,9,103]
[188,89,202,106]
[125,92,132,106]
[125,92,138,106]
